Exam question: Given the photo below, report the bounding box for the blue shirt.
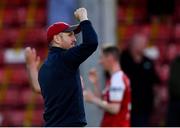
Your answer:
[38,20,98,127]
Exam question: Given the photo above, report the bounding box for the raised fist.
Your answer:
[74,8,88,22]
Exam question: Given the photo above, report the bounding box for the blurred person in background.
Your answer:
[25,8,98,127]
[151,62,169,126]
[166,54,180,126]
[84,46,131,127]
[151,43,177,126]
[120,33,159,126]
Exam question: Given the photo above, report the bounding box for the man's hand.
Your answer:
[25,47,40,70]
[83,89,96,103]
[25,47,41,94]
[88,68,98,85]
[88,68,101,98]
[84,89,121,115]
[74,8,88,22]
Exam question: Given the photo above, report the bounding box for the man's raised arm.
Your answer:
[62,8,98,69]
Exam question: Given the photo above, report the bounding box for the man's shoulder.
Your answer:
[110,71,126,88]
[143,55,153,62]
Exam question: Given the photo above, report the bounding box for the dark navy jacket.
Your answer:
[38,20,98,127]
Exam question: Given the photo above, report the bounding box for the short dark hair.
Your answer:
[102,46,120,61]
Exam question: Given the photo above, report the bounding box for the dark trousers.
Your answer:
[166,100,180,127]
[131,111,151,127]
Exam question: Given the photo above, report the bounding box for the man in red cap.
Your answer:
[25,8,98,127]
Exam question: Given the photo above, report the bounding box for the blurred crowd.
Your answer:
[115,0,180,126]
[118,33,180,126]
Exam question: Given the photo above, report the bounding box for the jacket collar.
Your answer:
[49,46,67,52]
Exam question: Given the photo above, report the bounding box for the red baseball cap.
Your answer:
[47,22,81,43]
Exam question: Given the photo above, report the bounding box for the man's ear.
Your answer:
[53,34,61,43]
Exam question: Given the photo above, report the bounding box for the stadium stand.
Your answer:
[0,0,46,126]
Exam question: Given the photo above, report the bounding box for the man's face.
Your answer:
[99,52,112,71]
[58,31,77,49]
[131,35,147,54]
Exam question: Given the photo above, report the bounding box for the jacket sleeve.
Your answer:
[62,20,98,70]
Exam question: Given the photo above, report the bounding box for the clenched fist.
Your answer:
[83,89,96,103]
[74,8,88,22]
